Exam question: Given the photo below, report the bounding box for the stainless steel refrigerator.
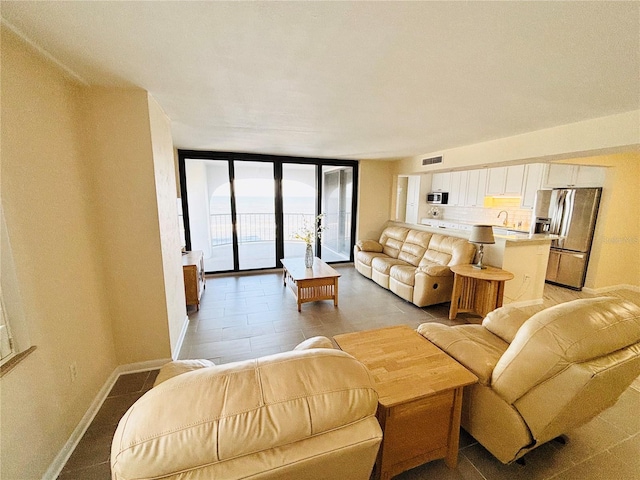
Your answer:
[531,188,601,290]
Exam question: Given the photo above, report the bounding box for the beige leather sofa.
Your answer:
[354,226,476,307]
[417,297,640,464]
[111,337,382,480]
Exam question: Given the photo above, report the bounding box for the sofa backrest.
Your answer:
[491,297,640,404]
[379,227,409,259]
[111,349,380,479]
[398,230,433,266]
[419,234,476,267]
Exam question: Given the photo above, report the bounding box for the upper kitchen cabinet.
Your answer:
[464,168,488,207]
[542,164,606,188]
[486,165,525,196]
[448,171,468,206]
[520,163,546,209]
[431,172,451,192]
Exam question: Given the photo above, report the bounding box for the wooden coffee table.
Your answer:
[334,325,477,480]
[281,257,340,312]
[449,264,514,320]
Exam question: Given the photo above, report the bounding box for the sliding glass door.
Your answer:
[322,166,353,262]
[179,151,357,273]
[234,161,276,270]
[282,163,316,259]
[183,158,234,272]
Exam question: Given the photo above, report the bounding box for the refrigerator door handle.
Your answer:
[550,191,566,235]
[559,190,575,239]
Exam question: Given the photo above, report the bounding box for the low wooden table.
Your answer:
[281,257,340,312]
[334,325,477,480]
[449,264,514,320]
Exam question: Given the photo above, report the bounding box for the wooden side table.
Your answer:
[334,326,477,480]
[449,264,514,320]
[182,250,205,310]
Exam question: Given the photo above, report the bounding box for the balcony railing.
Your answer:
[210,212,351,251]
[210,213,314,245]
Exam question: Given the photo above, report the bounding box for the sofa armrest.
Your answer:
[417,264,451,277]
[417,323,508,385]
[356,239,383,253]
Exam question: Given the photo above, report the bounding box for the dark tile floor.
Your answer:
[59,264,640,479]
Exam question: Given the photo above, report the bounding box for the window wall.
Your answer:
[179,151,358,273]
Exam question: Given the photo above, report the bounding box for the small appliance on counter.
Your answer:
[427,206,441,218]
[427,192,448,204]
[531,187,601,290]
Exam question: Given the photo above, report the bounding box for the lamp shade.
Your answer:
[469,225,495,244]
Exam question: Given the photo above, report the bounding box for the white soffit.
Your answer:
[1,1,638,160]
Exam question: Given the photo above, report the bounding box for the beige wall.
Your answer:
[561,153,640,290]
[396,110,639,175]
[148,94,187,356]
[82,88,173,364]
[356,160,394,241]
[1,28,184,477]
[1,28,117,478]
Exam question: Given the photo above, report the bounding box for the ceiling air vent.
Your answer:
[422,156,443,166]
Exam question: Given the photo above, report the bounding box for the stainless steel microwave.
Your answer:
[427,192,449,204]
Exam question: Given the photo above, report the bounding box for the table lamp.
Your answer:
[469,225,495,269]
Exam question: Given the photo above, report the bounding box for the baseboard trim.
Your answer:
[43,357,171,480]
[172,314,190,360]
[582,284,640,294]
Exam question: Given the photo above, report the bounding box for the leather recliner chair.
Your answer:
[111,337,383,479]
[417,296,640,464]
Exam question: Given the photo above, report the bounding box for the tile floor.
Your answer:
[59,264,640,479]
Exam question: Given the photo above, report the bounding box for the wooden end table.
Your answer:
[449,264,514,320]
[281,257,340,312]
[182,250,205,311]
[334,325,477,480]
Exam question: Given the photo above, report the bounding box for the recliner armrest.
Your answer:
[417,264,451,277]
[417,323,508,385]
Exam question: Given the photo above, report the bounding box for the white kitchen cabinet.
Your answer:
[542,164,606,188]
[464,168,488,206]
[405,175,420,224]
[520,163,545,209]
[574,166,606,187]
[485,167,505,195]
[431,172,451,192]
[486,165,525,196]
[448,171,468,206]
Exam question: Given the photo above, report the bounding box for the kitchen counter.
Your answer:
[417,218,559,243]
[494,232,560,243]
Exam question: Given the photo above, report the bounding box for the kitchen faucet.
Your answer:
[498,210,509,227]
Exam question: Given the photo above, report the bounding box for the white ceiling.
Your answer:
[2,1,639,160]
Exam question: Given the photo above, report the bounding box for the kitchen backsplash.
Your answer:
[421,205,534,231]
